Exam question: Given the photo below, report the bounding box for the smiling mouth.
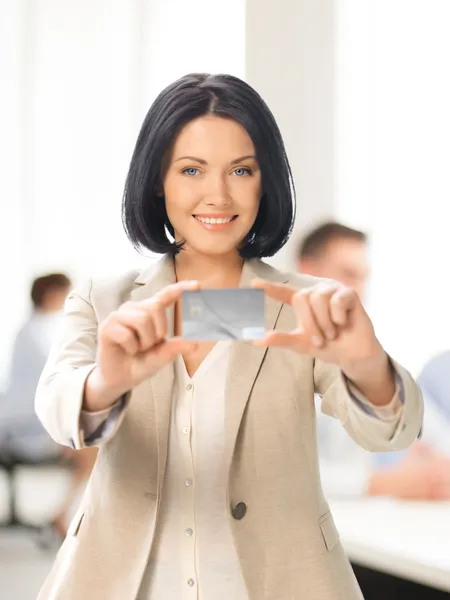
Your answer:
[193,215,238,224]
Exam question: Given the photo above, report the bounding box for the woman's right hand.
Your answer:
[83,280,199,412]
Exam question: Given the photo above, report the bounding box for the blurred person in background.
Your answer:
[299,222,450,500]
[0,274,71,463]
[416,351,450,456]
[372,351,450,499]
[297,222,369,299]
[0,274,97,537]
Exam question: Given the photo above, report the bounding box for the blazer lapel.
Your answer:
[224,259,289,479]
[129,255,290,491]
[130,255,176,488]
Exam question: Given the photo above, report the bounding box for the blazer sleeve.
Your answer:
[35,279,128,450]
[314,358,424,452]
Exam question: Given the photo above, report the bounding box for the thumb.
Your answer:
[254,330,308,351]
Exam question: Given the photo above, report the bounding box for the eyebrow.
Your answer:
[173,155,257,165]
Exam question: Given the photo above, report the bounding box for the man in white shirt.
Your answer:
[298,222,450,500]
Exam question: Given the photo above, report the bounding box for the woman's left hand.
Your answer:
[251,279,391,385]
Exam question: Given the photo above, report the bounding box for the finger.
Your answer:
[292,291,326,347]
[329,287,358,326]
[116,307,157,350]
[141,280,200,311]
[308,288,338,341]
[145,300,168,341]
[106,323,139,355]
[251,280,295,304]
[254,329,310,352]
[144,337,198,368]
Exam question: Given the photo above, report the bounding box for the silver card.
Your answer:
[181,288,265,341]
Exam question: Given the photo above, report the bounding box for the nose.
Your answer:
[204,174,231,208]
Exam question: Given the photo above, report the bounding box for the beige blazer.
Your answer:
[35,256,423,600]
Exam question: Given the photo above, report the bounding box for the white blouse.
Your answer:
[137,341,249,599]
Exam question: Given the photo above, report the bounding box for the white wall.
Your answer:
[3,0,449,384]
[334,0,371,231]
[0,0,245,385]
[138,0,245,114]
[0,0,29,388]
[245,0,336,271]
[336,0,450,374]
[26,0,152,282]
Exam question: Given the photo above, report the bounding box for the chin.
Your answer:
[182,239,242,258]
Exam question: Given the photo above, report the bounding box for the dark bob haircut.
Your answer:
[122,73,296,258]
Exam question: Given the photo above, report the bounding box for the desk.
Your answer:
[330,498,450,592]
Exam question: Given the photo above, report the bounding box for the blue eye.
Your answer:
[182,168,199,176]
[234,167,252,176]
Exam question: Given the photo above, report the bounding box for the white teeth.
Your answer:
[195,216,234,224]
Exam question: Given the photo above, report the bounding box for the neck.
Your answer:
[174,250,244,288]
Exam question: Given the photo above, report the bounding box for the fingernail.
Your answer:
[312,335,324,347]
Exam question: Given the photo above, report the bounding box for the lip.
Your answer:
[192,214,238,231]
[193,214,237,218]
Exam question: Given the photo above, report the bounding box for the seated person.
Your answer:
[298,222,450,499]
[0,274,97,536]
[0,274,72,463]
[416,350,450,456]
[371,352,450,499]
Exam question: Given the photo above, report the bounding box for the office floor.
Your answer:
[0,529,55,600]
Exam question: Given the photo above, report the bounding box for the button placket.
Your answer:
[180,377,197,598]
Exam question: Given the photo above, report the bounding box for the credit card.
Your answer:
[181,288,265,341]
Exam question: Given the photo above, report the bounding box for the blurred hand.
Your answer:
[427,455,450,500]
[84,280,199,412]
[368,442,450,500]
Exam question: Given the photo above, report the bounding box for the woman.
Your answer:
[35,73,423,600]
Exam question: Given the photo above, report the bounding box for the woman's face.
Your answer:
[163,115,262,258]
